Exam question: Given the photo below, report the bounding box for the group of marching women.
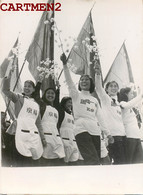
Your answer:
[2,53,143,167]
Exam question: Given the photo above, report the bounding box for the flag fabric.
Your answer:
[0,39,18,78]
[67,11,102,104]
[25,0,54,93]
[104,43,134,89]
[67,11,96,75]
[0,38,22,120]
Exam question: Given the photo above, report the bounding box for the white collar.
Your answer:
[81,90,90,95]
[112,95,118,101]
[24,96,34,101]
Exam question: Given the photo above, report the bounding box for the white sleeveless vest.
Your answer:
[15,98,43,160]
[41,105,65,159]
[60,112,83,162]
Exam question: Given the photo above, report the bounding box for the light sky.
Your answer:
[0,0,143,112]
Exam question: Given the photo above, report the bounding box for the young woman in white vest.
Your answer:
[118,87,143,163]
[59,96,83,165]
[2,69,46,167]
[35,76,65,166]
[95,67,127,164]
[60,53,114,165]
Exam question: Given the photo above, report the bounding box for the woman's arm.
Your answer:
[35,113,47,146]
[57,109,65,131]
[2,70,19,103]
[54,79,60,109]
[33,73,45,102]
[34,81,42,101]
[94,69,110,104]
[60,53,78,99]
[120,94,143,109]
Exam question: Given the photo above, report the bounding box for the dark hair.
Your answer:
[105,81,119,94]
[60,96,72,114]
[60,97,72,109]
[78,75,95,93]
[24,80,35,88]
[118,87,131,102]
[23,80,36,98]
[42,87,56,105]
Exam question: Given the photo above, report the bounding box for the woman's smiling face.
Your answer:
[79,75,91,91]
[23,82,35,96]
[65,99,72,111]
[106,81,119,96]
[45,89,56,102]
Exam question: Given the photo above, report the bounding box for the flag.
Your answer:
[67,11,102,104]
[104,43,134,89]
[0,39,18,78]
[67,11,96,75]
[25,0,54,93]
[0,38,22,120]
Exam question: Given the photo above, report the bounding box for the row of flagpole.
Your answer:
[0,0,135,120]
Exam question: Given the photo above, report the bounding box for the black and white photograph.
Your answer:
[0,0,143,194]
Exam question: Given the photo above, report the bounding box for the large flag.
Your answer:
[67,11,102,104]
[67,11,98,75]
[25,0,54,93]
[0,38,22,120]
[104,43,134,89]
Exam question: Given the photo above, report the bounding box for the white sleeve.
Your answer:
[120,94,142,109]
[96,101,110,136]
[63,65,78,100]
[2,76,19,103]
[95,73,111,104]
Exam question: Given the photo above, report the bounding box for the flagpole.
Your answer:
[58,69,63,80]
[91,1,96,11]
[88,11,101,104]
[89,12,95,78]
[123,43,134,83]
[50,0,54,62]
[13,59,26,91]
[41,0,55,93]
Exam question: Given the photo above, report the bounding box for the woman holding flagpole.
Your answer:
[2,68,46,167]
[60,53,114,165]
